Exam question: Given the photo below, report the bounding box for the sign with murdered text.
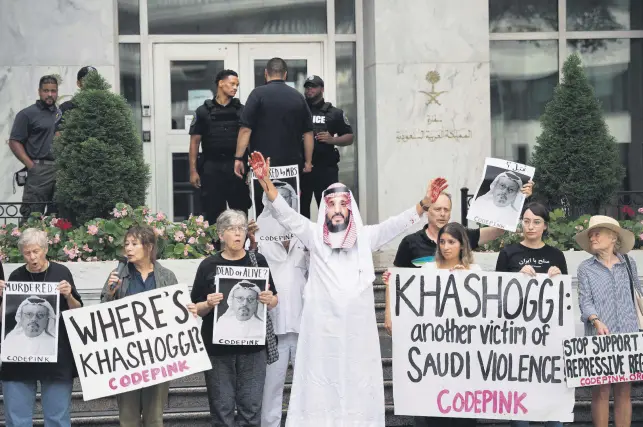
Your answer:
[389,269,575,422]
[63,284,212,401]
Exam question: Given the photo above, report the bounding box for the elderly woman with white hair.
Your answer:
[0,228,82,427]
[576,216,642,427]
[188,209,278,427]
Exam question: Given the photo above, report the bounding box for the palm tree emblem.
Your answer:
[419,71,448,105]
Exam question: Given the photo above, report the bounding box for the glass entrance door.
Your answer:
[153,43,239,221]
[153,42,324,221]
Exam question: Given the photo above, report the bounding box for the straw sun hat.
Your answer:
[574,215,635,254]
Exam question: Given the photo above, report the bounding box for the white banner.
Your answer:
[564,333,643,388]
[1,282,60,363]
[389,269,575,421]
[63,284,212,401]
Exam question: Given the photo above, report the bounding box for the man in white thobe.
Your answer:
[471,171,524,229]
[215,281,265,342]
[251,153,435,427]
[3,295,57,357]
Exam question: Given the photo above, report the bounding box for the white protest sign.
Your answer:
[250,165,300,243]
[467,158,535,232]
[563,333,643,388]
[63,284,212,401]
[213,266,270,346]
[1,282,60,363]
[389,269,575,422]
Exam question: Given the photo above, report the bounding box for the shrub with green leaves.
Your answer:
[531,53,624,213]
[54,72,150,225]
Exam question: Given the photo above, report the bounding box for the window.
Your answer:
[336,0,355,34]
[489,0,558,33]
[118,0,140,35]
[567,0,643,31]
[119,44,142,135]
[335,42,358,200]
[148,0,327,34]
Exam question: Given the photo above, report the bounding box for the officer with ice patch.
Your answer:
[301,75,353,219]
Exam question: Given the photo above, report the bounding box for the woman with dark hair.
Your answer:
[495,202,566,427]
[432,222,480,271]
[495,202,567,279]
[100,224,179,427]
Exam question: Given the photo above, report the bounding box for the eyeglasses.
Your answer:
[22,311,47,320]
[225,226,247,233]
[234,296,257,304]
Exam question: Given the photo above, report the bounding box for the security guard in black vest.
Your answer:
[301,75,354,219]
[189,69,251,224]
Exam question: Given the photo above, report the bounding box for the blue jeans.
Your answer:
[510,422,563,427]
[3,380,73,427]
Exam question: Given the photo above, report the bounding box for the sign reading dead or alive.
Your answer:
[389,269,576,422]
[563,333,643,388]
[63,284,212,401]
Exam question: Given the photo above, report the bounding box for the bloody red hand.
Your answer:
[249,152,267,180]
[430,177,448,203]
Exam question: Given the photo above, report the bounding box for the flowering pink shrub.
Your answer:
[0,204,218,263]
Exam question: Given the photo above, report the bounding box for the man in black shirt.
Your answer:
[234,58,314,216]
[189,69,251,224]
[300,75,354,219]
[9,75,61,217]
[56,66,97,134]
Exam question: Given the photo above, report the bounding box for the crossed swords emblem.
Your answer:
[419,71,448,105]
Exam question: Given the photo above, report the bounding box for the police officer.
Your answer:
[300,75,354,219]
[189,69,251,225]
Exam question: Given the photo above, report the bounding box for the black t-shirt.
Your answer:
[9,101,58,160]
[309,100,353,165]
[495,243,568,274]
[190,251,277,356]
[239,80,313,167]
[0,262,83,381]
[393,225,481,268]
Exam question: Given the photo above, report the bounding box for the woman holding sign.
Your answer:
[0,228,83,427]
[188,209,278,427]
[495,202,566,427]
[383,222,479,427]
[100,225,179,427]
[576,216,641,427]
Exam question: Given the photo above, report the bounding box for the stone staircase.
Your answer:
[1,269,643,426]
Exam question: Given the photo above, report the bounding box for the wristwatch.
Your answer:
[234,156,244,161]
[419,199,430,212]
[591,317,601,327]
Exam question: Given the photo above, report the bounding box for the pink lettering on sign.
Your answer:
[108,360,190,391]
[437,389,528,415]
[579,371,643,386]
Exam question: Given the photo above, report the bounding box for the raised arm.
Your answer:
[251,152,316,248]
[367,178,447,251]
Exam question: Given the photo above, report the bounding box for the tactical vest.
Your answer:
[310,102,340,165]
[201,98,242,159]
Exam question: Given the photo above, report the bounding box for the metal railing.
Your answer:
[0,202,53,225]
[459,188,643,227]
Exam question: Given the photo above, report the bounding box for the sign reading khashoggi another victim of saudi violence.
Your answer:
[63,284,212,401]
[389,269,575,422]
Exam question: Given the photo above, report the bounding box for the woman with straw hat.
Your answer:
[575,215,641,427]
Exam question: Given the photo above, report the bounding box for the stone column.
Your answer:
[363,0,491,225]
[0,0,118,202]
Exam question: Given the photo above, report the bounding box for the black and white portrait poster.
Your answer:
[1,282,60,363]
[213,266,269,346]
[467,158,535,232]
[251,164,300,243]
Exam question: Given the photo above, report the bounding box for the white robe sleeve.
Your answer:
[267,194,316,249]
[365,205,422,251]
